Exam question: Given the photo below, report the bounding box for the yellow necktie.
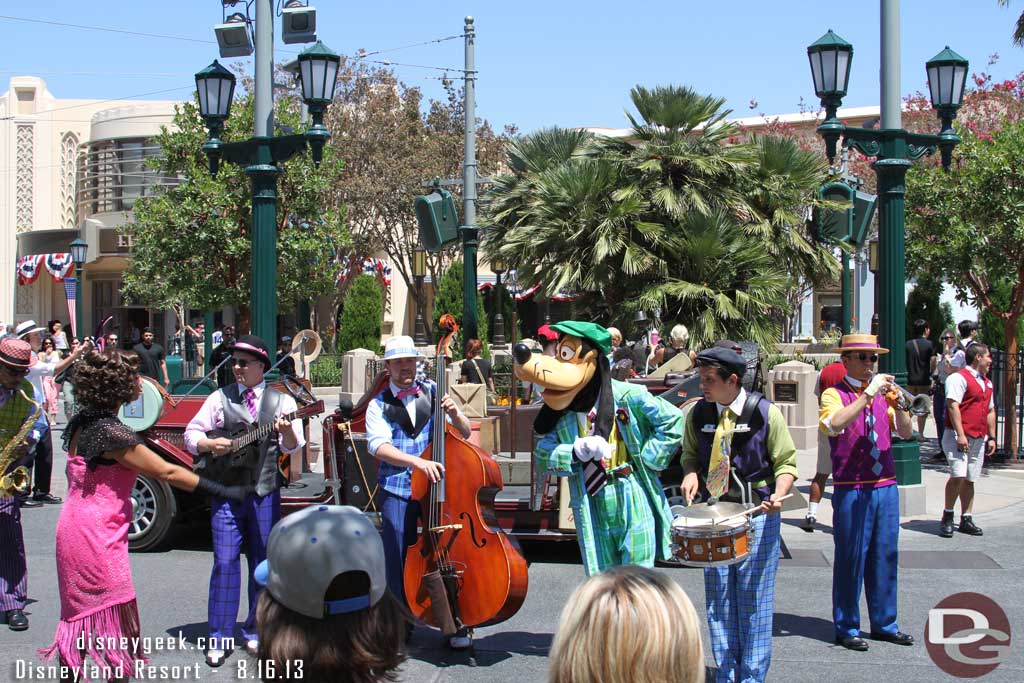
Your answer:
[706,407,734,499]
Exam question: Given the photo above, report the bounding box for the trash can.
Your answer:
[166,354,183,388]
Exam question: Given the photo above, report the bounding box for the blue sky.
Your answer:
[1,2,1019,134]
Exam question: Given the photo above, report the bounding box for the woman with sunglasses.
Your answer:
[933,329,966,444]
[38,339,61,422]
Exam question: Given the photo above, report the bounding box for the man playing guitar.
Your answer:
[184,335,305,668]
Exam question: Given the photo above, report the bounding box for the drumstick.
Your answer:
[714,494,794,525]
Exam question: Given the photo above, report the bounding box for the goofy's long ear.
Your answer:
[534,404,563,435]
[592,354,614,440]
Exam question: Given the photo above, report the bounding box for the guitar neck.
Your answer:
[231,406,309,451]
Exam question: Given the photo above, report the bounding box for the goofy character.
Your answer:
[513,321,682,575]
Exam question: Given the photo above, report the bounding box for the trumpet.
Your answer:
[884,383,932,417]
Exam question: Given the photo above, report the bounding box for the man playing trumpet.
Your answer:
[819,334,914,652]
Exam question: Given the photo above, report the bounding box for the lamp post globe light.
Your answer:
[195,1,339,349]
[70,237,87,340]
[806,4,968,502]
[491,256,507,347]
[412,246,428,345]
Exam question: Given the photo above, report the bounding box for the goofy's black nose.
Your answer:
[513,343,533,365]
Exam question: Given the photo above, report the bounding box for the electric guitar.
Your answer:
[206,400,325,465]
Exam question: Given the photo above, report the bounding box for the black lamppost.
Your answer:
[412,246,428,345]
[491,256,507,347]
[69,237,87,340]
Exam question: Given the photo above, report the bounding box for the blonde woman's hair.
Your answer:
[670,324,690,346]
[606,327,622,346]
[548,566,705,683]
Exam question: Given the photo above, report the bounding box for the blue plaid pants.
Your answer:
[0,497,27,612]
[207,490,280,649]
[704,512,781,683]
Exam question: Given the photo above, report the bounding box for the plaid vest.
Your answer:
[373,381,434,498]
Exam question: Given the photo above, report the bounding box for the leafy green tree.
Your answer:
[337,275,383,353]
[979,279,1024,349]
[124,85,348,331]
[432,259,487,358]
[906,119,1024,458]
[905,279,954,343]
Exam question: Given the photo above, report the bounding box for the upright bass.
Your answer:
[404,315,528,633]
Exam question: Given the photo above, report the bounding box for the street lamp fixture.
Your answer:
[70,237,87,340]
[491,256,507,347]
[927,46,969,169]
[296,40,340,166]
[807,29,853,164]
[867,238,879,273]
[412,246,428,345]
[194,60,237,176]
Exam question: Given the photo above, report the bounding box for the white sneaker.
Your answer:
[205,649,227,668]
[245,639,259,656]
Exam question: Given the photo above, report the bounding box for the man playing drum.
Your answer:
[680,346,797,683]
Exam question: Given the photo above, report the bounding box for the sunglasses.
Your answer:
[941,336,954,340]
[856,353,879,362]
[231,358,255,369]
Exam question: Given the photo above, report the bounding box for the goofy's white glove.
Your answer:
[864,373,893,399]
[573,435,612,463]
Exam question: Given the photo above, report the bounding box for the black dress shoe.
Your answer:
[32,492,63,504]
[958,517,983,536]
[16,496,42,508]
[835,635,869,651]
[871,631,914,646]
[5,609,29,631]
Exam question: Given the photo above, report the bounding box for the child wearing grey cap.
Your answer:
[254,505,409,682]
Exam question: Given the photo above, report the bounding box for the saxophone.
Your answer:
[0,389,40,498]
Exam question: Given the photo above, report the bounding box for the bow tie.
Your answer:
[395,386,421,400]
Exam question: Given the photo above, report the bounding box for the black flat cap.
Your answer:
[696,346,746,379]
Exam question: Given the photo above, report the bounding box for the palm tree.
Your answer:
[638,209,793,349]
[998,1,1024,45]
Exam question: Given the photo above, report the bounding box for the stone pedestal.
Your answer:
[339,348,378,405]
[765,360,817,449]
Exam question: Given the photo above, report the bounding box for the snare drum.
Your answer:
[118,375,168,432]
[670,501,753,568]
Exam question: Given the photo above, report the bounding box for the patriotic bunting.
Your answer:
[16,255,43,285]
[44,252,74,281]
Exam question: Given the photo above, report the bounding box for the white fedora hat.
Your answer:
[383,335,422,361]
[15,320,45,339]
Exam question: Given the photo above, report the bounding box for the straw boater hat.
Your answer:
[0,337,37,369]
[835,333,889,355]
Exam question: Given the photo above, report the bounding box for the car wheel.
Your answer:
[128,474,177,552]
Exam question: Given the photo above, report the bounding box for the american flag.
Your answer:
[64,277,77,339]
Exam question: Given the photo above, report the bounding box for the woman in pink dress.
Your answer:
[38,350,248,681]
[39,338,61,421]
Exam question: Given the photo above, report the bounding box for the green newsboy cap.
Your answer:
[550,321,612,355]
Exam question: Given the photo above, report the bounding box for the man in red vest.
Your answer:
[940,342,996,538]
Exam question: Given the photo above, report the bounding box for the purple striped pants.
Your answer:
[0,496,27,612]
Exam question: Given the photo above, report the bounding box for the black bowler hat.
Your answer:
[695,346,746,379]
[233,334,273,370]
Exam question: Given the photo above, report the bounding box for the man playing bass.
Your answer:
[364,335,472,649]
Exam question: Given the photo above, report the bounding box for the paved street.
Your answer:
[2,416,1022,682]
